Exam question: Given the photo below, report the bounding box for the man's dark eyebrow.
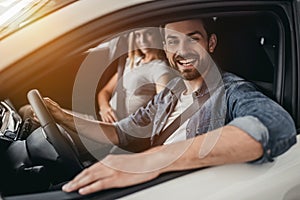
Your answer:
[166,31,204,39]
[187,31,204,37]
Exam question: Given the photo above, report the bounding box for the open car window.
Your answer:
[72,12,281,121]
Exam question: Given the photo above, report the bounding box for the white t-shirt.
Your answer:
[164,91,194,144]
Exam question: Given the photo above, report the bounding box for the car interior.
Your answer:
[213,14,278,99]
[0,4,296,199]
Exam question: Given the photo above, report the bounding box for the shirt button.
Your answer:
[266,149,271,155]
[186,129,190,133]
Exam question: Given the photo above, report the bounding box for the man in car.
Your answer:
[41,18,297,195]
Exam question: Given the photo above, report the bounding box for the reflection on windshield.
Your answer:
[0,0,76,39]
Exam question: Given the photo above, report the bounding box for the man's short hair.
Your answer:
[160,17,217,42]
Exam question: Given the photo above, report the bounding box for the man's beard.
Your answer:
[181,68,201,80]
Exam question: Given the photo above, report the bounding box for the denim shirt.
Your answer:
[116,70,297,163]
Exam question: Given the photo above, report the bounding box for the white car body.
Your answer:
[0,0,299,199]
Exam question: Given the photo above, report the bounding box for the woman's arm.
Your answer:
[98,72,118,123]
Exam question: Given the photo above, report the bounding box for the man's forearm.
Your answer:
[155,125,263,174]
[59,109,119,145]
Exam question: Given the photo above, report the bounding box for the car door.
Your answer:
[1,0,299,199]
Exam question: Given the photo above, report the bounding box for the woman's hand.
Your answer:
[99,106,118,123]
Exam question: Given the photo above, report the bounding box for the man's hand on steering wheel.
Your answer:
[27,89,84,177]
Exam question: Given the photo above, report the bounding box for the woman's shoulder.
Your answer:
[150,59,169,66]
[147,60,178,79]
[146,59,173,71]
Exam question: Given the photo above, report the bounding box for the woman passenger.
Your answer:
[97,27,177,123]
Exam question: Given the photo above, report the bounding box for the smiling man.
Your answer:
[164,19,216,80]
[42,18,296,195]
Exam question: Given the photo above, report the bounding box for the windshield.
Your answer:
[0,0,77,39]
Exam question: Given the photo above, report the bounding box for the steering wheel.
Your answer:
[27,89,84,176]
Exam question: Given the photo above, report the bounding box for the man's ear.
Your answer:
[208,34,217,53]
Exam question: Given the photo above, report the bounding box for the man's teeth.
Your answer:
[179,58,195,65]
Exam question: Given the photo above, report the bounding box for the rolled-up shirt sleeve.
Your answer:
[227,79,297,164]
[229,116,271,163]
[114,110,154,152]
[115,116,141,147]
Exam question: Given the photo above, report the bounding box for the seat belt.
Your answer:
[151,92,210,146]
[116,54,127,119]
[115,36,128,120]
